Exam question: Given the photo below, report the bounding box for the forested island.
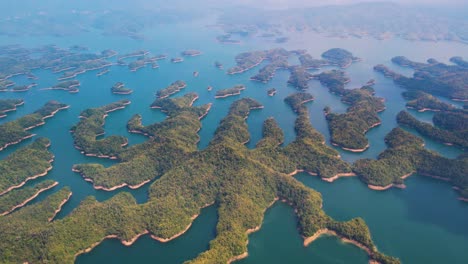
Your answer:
[403,91,456,112]
[267,88,277,96]
[43,80,80,93]
[0,99,23,118]
[0,101,68,151]
[215,85,246,98]
[353,127,467,199]
[156,80,187,98]
[111,82,133,95]
[374,56,468,101]
[71,100,131,159]
[397,111,467,149]
[181,50,202,57]
[0,94,398,264]
[325,83,385,152]
[321,48,361,68]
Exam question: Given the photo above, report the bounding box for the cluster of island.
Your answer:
[0,45,205,95]
[0,41,466,264]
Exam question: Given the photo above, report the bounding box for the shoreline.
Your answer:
[0,164,53,196]
[0,181,58,216]
[227,197,279,264]
[303,228,379,264]
[72,167,151,191]
[48,191,73,222]
[74,202,215,260]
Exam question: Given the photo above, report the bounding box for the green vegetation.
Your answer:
[375,56,468,101]
[73,93,210,190]
[287,66,314,90]
[298,53,329,69]
[284,93,314,112]
[313,70,350,95]
[0,98,23,118]
[325,85,385,151]
[403,91,455,112]
[49,80,80,93]
[215,85,246,98]
[321,48,360,68]
[0,94,397,264]
[250,57,288,83]
[0,138,53,196]
[0,179,57,215]
[227,48,289,75]
[156,80,187,98]
[353,127,467,197]
[397,111,467,149]
[0,101,68,151]
[71,100,131,158]
[111,82,133,95]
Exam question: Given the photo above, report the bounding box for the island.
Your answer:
[171,57,184,63]
[397,110,467,149]
[215,85,246,98]
[0,94,397,264]
[227,48,289,75]
[403,91,456,112]
[250,56,289,83]
[321,48,361,68]
[324,82,385,152]
[0,99,24,118]
[181,50,202,57]
[214,61,223,69]
[111,82,133,95]
[71,100,131,159]
[287,66,314,90]
[43,80,80,93]
[353,127,467,201]
[0,138,54,196]
[96,68,110,76]
[312,70,350,94]
[374,56,468,101]
[0,101,68,152]
[267,88,277,96]
[156,80,187,99]
[73,93,211,190]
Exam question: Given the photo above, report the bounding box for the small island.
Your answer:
[111,82,133,95]
[96,68,110,76]
[214,61,223,69]
[171,57,184,63]
[215,85,246,98]
[267,88,277,96]
[156,80,187,99]
[43,80,80,93]
[181,50,202,57]
[321,48,361,68]
[287,66,314,90]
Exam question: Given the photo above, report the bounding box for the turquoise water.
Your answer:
[0,18,467,264]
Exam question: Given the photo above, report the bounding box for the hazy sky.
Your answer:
[232,0,468,9]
